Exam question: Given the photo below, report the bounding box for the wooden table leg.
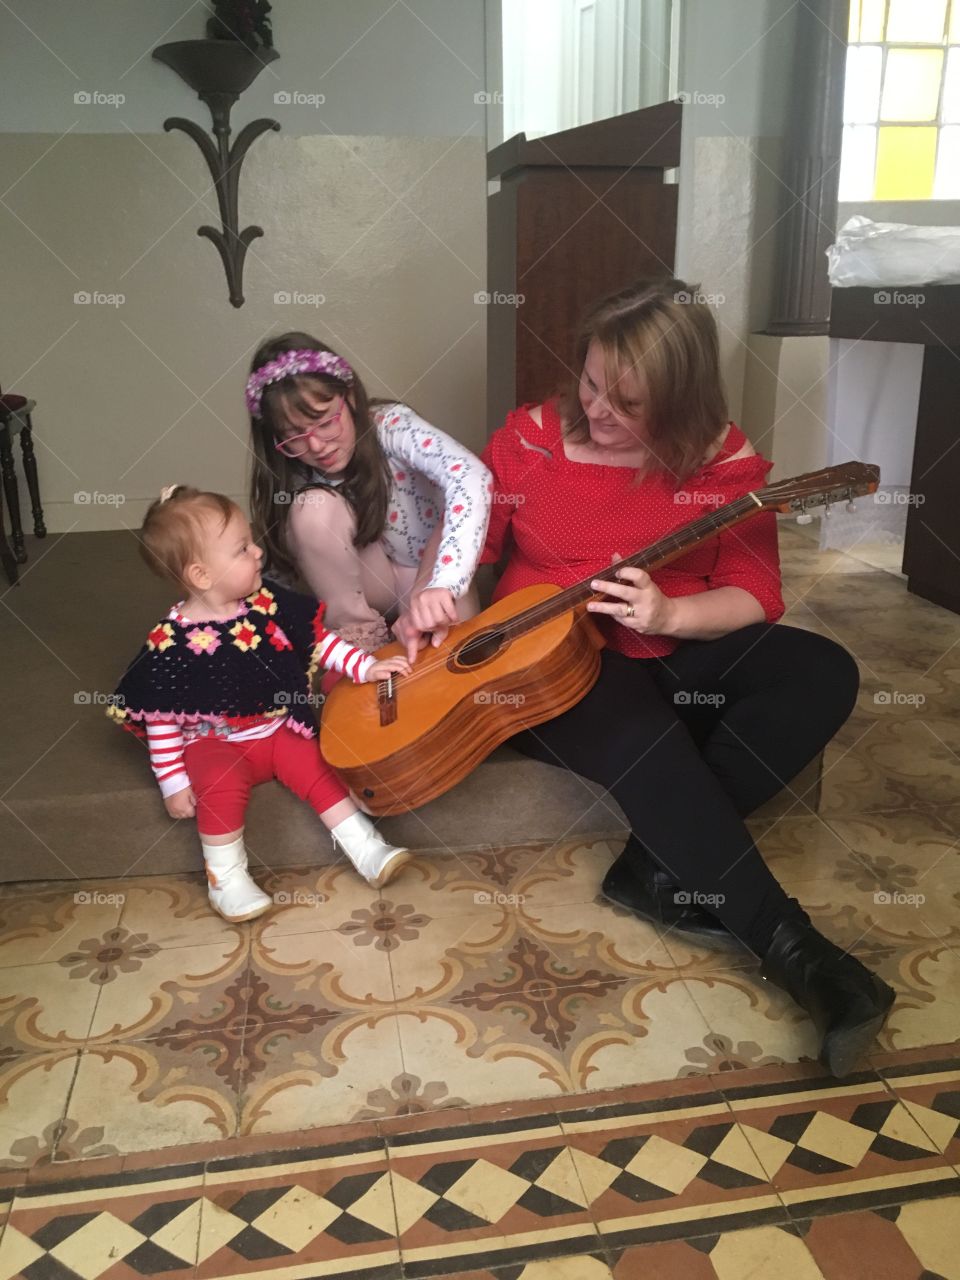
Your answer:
[0,468,19,585]
[0,424,26,563]
[903,346,960,615]
[19,414,46,538]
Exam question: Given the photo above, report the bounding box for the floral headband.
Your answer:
[245,349,355,417]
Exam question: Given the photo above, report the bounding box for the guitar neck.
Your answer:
[500,491,762,641]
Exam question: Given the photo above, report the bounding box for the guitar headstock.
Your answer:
[756,463,880,516]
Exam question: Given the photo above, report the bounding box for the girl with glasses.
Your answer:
[247,334,492,661]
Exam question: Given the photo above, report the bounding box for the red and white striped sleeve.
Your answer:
[145,721,191,797]
[313,624,375,683]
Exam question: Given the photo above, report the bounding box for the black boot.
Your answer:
[761,917,895,1078]
[600,837,738,945]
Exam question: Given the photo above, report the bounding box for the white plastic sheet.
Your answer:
[826,215,960,287]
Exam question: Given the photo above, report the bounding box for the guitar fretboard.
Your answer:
[499,492,759,641]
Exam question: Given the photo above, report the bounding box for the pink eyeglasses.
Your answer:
[274,397,344,458]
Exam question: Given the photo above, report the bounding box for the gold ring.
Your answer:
[625,604,635,618]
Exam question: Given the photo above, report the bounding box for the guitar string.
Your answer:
[362,482,858,694]
[358,495,761,693]
[353,494,757,691]
[348,473,869,697]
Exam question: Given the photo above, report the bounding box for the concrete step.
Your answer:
[1,738,821,884]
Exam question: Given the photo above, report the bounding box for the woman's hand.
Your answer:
[587,555,678,636]
[165,785,196,820]
[364,655,412,683]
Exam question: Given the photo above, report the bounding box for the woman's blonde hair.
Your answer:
[557,278,728,483]
[139,486,239,586]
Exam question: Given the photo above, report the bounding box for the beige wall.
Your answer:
[674,0,798,430]
[0,2,488,534]
[0,133,486,533]
[741,335,830,477]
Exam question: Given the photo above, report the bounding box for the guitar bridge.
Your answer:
[377,674,398,726]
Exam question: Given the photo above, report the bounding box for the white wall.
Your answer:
[0,1,488,533]
[498,0,675,144]
[821,339,924,546]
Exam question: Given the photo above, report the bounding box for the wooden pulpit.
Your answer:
[485,100,682,430]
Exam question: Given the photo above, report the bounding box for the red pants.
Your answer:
[184,726,348,836]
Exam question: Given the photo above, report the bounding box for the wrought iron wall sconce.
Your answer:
[152,40,281,307]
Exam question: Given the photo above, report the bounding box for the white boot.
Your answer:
[330,811,411,888]
[202,836,272,922]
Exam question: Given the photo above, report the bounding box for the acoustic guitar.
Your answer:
[320,462,879,815]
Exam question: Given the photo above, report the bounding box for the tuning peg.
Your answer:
[796,512,813,525]
[823,504,832,519]
[845,501,857,514]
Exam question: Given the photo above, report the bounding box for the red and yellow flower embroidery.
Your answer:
[265,620,292,651]
[248,587,277,616]
[229,620,261,652]
[147,622,175,652]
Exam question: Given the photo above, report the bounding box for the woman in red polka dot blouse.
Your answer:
[481,279,893,1077]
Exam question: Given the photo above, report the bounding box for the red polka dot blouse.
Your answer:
[480,399,785,659]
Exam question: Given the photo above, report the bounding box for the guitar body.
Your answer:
[320,584,605,815]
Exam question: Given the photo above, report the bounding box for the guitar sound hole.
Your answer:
[453,628,507,669]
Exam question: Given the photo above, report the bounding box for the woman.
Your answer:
[480,278,893,1077]
[248,333,492,660]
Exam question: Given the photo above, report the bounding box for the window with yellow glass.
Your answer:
[842,0,960,199]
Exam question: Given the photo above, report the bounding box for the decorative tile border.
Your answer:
[0,1046,958,1278]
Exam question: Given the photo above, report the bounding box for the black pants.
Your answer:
[511,623,860,952]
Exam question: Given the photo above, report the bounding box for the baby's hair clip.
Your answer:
[159,484,179,503]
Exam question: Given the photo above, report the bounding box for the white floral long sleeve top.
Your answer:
[371,403,492,595]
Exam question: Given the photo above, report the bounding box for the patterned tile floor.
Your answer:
[1,523,959,1275]
[0,1053,958,1277]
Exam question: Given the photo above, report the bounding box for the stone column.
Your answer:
[766,0,847,335]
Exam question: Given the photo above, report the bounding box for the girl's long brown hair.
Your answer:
[248,332,392,584]
[557,278,729,484]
